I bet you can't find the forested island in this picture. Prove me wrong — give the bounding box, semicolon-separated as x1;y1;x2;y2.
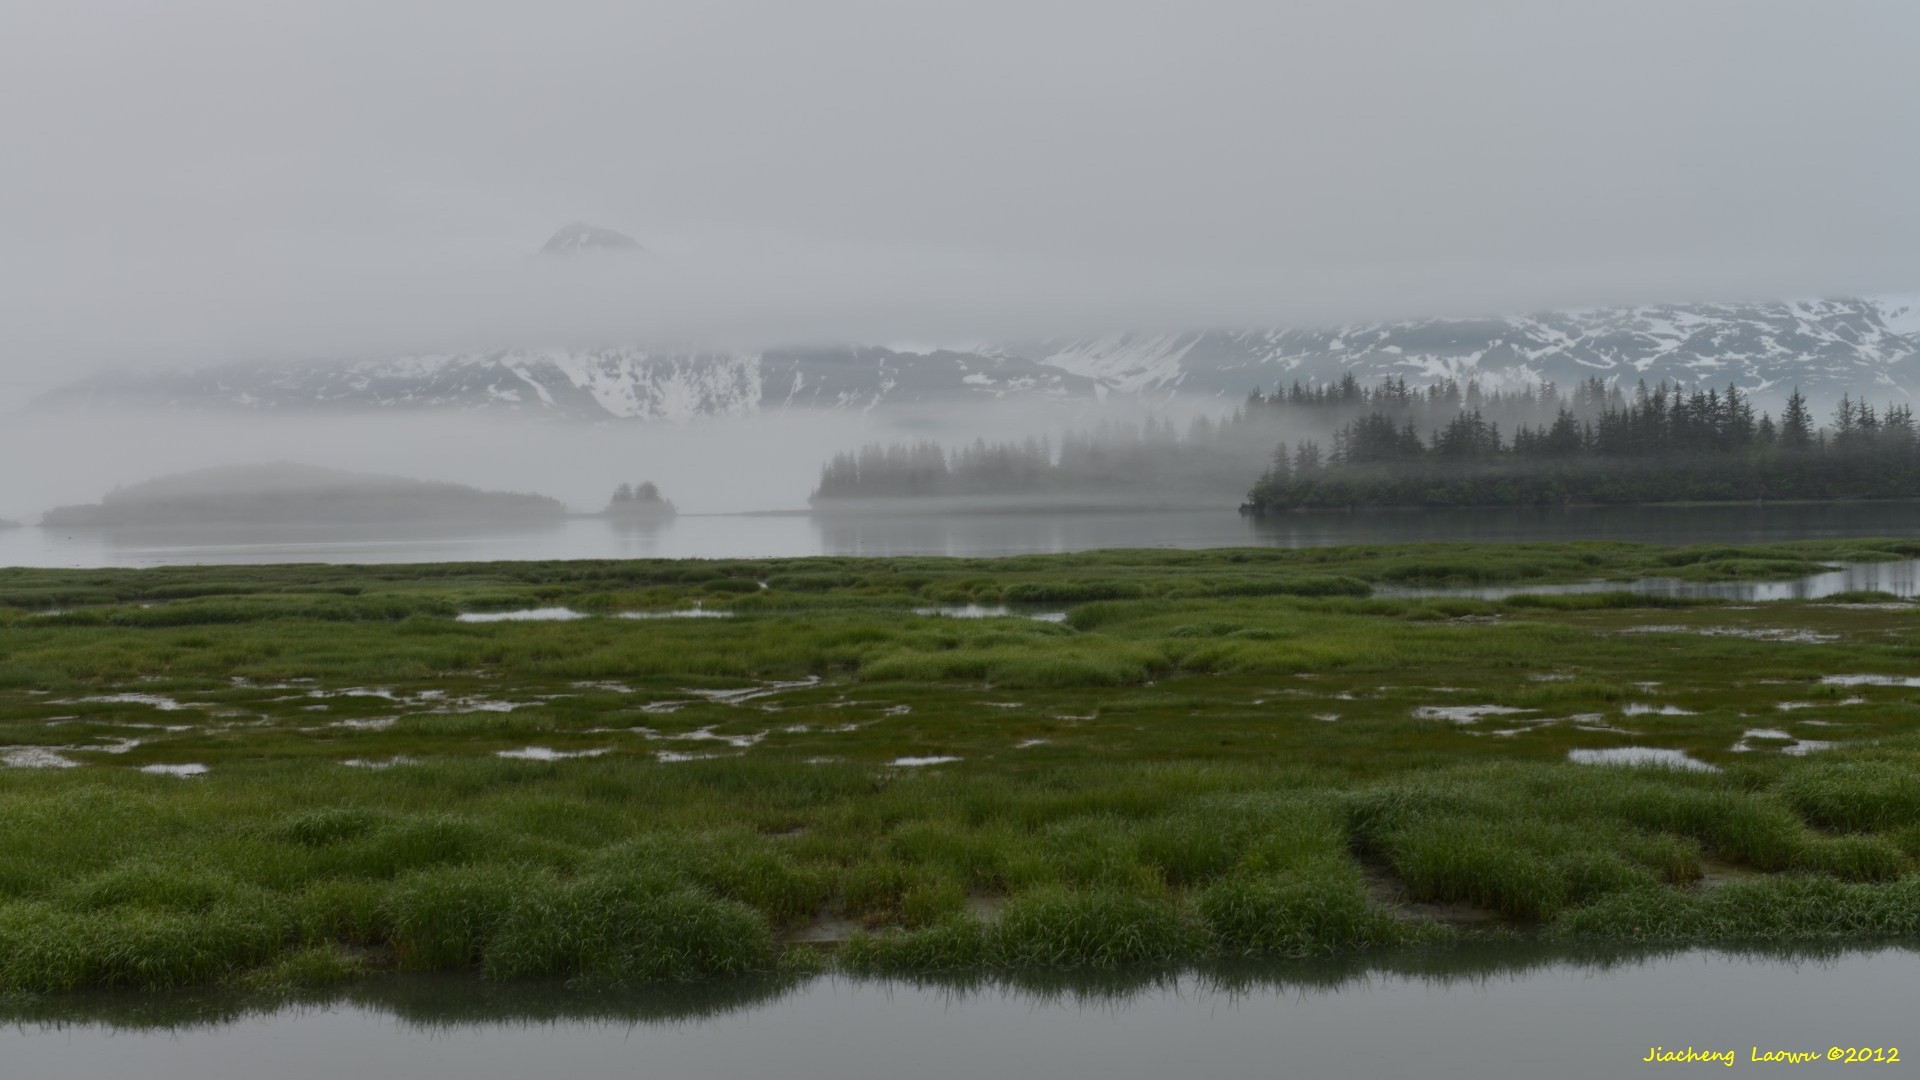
1244;378;1920;511
809;376;1920;514
810;416;1275;508
600;481;676;519
41;463;566;528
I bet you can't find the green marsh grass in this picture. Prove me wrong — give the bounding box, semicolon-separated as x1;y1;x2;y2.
1;542;1919;995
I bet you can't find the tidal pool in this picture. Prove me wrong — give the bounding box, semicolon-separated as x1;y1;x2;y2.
7;946;1916;1080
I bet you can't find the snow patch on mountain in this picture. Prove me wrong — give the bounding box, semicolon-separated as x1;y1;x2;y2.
1026;297;1920;404
1871;294;1920;338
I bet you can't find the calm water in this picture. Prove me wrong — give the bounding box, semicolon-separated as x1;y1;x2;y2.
4;501;1919;567
1387;556;1920;602
7;946;1915;1079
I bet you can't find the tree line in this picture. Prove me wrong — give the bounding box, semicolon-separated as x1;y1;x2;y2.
1246;378;1920;510
811;417;1266;500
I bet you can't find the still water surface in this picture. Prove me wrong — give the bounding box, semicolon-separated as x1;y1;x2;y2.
4;502;1918;567
7;947;1914;1079
1387;557;1920;602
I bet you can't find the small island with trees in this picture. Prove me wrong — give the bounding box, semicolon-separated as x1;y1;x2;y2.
600;481;676;520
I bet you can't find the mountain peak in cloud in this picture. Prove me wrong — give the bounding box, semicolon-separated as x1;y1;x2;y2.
537;222;643;257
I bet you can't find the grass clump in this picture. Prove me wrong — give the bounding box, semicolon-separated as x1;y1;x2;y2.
1200;872;1423;957
986;887;1198;969
840;917;989;974
385;864;531;971
1556;876;1920;943
485;872;775;984
1775;762;1920;833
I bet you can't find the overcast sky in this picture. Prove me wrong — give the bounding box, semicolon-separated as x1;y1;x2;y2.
3;0;1917;394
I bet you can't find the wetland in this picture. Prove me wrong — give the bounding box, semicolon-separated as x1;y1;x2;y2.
2;540;1920;1005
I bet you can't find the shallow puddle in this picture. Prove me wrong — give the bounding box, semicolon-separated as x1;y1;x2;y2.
912;605;1069;622
69;693;193;711
495;747;611;761
139;763;209;778
681;677;822;706
1567;747;1717;772
1623;625;1838;644
1;747;81;768
889;755;962;767
1731;729;1836;756
1822;675;1920;687
455;608;589;623
1776;698;1865;711
1621;703;1698;716
626;725;764;749
1414;705;1530;724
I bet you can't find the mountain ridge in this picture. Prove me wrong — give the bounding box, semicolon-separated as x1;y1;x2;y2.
35;296;1919;420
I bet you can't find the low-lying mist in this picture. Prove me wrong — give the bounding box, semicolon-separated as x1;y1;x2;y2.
0;397;1240;524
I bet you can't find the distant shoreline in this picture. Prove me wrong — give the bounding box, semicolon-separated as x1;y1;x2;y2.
1242;495;1920;515
804;494;1245;517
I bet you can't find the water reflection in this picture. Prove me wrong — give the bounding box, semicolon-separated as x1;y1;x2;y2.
1384;558;1920;602
2;941;1903;1033
8;944;1918;1080
4;500;1918;568
1248;501;1920;546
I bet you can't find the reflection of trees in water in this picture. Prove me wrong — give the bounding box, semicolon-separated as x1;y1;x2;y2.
1244;501;1920;548
809;504;1267;559
10;942;1900;1033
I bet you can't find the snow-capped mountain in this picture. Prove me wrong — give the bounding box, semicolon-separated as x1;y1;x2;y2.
33;297;1920;419
1026;298;1920;402
37;347;1101;421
